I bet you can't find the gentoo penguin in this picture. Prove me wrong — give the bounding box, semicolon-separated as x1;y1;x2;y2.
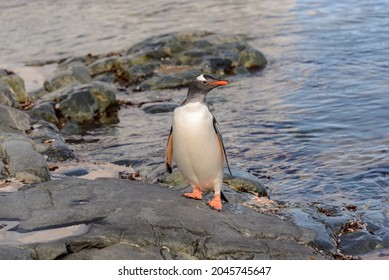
165;73;232;211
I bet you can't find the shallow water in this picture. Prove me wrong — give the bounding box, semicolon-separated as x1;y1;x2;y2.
1;0;389;254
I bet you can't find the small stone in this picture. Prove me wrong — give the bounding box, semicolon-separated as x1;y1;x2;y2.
62;168;89;177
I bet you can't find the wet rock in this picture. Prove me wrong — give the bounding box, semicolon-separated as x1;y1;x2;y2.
57;81;119;126
29;121;75;162
161;168;267;197
0;105;50;182
28;87;50;99
127;31;266;70
28;102;59;125
1;137;50;182
224;168;268;197
0;178;328;260
280;206;338;254
62;168;89;177
0;69;29;103
337;210;389;256
142;101;179;114
0;161;5;179
112;159;143;168
85;31;267;90
160;170;191;188
87;56;122;77
92;72;117;84
43;62;92;92
0;82;17;107
339;231;385;256
138;68;200;90
0;104;31;134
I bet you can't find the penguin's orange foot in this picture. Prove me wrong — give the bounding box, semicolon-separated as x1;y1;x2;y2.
207;194;222;211
183;187;203;200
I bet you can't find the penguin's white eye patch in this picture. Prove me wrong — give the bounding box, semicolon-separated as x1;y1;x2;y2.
196;74;207;82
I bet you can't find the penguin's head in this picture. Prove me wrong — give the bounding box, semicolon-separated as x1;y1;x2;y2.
184;74;229;104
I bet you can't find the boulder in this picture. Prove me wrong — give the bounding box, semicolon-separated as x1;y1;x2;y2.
1;137;50;182
0;104;31;134
29;121;75;162
43;62;92;92
28;102;59;125
57;82;119;125
0;161;5;179
0;69;29;104
85;31;267;90
0;105;50;182
0;83;17;107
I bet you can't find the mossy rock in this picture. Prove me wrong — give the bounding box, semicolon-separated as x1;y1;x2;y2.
0;69;29;103
161;167;267;197
58;81;119;125
44;62;92;92
83;31;267;91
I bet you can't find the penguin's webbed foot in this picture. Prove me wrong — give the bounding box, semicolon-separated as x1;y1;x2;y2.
183;187;203;200
207;194;222;211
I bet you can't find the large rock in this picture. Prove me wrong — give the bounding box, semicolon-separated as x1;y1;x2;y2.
0;83;17;107
0;105;50;182
36;81;119;129
85;31;267;90
43;62;92;92
29;121;75;162
0;178;328;260
0;161;5;179
1;137;50;182
58;82;119;125
0;69;29;104
28;102;59;125
0;104;31;134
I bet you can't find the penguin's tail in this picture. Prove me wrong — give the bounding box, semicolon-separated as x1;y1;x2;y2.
221;191;229;203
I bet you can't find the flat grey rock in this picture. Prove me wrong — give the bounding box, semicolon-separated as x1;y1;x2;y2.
0;178;329;260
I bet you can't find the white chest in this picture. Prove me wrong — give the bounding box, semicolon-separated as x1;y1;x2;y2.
172;102;224;187
173;102;213;133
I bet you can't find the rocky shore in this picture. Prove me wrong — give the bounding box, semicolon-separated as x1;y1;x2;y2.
0;178;326;260
0;31;383;259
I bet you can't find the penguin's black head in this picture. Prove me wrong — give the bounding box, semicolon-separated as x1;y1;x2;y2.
184;74;229;104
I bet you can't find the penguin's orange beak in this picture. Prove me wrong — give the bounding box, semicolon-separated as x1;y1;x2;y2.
210;80;229;86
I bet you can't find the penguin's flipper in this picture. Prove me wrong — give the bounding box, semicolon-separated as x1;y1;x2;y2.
165;126;173;173
212;117;232;176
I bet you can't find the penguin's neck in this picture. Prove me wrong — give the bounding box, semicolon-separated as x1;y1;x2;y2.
182;95;206;105
182;84;208;105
